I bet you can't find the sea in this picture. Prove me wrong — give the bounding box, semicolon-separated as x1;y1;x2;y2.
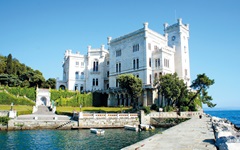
1;110;239;150
0;128;165;150
204;110;240;128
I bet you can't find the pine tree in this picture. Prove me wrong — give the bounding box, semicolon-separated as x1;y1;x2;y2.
6;54;13;74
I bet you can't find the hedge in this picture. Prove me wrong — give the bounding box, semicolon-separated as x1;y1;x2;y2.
0;91;35;106
51;90;93;107
4;86;36;100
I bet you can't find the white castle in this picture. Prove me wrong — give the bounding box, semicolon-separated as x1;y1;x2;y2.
56;18;190;107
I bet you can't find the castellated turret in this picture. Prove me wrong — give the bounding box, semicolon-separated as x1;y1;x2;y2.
164;18;191;87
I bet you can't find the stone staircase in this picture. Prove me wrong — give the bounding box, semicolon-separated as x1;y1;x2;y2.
33;105;55;115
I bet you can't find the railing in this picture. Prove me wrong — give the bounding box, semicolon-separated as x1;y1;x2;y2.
74;112;138;119
149;111;203;118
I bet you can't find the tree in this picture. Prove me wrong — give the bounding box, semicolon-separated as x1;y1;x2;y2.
0;55;6;74
188;73;216;108
43;78;56;89
6;54;13;74
117;74;142;109
155;73;188;108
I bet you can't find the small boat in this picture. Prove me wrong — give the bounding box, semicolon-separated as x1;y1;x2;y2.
140;124;155;131
124;125;139;132
90;128;105;135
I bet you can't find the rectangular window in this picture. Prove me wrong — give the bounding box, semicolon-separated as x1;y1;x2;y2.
116;50;121;57
107;71;109;77
76;61;79;66
116;63;118;72
107;61;109;65
158;58;160;67
96;78;98;86
154;45;158;50
185;69;187;76
136;59;139;69
148;43;151;50
133;59;135;70
164;58;169;68
116;79;119;87
155;59;157;68
81;62;84;67
133;44;139;52
119;63;121;73
149;58;151;67
150;74;152;84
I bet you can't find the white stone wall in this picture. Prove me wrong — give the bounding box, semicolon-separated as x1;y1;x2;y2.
56;18;191;107
57;46;109;92
164;18;191;86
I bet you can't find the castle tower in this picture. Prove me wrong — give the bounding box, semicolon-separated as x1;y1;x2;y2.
164;18;191;86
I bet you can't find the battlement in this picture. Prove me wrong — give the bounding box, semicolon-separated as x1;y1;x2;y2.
164;18;189;32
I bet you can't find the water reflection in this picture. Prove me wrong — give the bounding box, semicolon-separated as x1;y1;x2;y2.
0;128;166;150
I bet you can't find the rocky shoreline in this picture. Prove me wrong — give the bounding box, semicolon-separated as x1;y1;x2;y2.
210;115;240;150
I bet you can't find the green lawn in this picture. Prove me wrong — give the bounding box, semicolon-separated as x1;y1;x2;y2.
0;105;33;112
57;106;133;113
0;105;133;113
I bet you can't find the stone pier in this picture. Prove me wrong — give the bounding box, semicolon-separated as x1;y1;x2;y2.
122;115;216;150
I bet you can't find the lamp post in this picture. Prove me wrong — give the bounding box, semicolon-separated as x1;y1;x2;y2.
11;102;13;111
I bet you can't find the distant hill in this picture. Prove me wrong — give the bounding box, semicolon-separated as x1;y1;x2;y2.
0;54;56;88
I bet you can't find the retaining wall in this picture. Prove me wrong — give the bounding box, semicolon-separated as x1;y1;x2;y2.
77;112;139;128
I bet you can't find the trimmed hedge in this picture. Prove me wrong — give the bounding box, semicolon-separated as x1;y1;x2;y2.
51;90;93;107
4;86;36;100
0;91;35;106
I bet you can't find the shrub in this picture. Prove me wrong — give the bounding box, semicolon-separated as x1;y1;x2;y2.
0;116;10;125
180;106;189;111
150;104;158;111
163;106;174;112
0;91;35;106
142;106;151;114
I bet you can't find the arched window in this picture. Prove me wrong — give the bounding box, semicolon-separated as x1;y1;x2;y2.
92;78;95;86
93;60;99;72
75;72;79;79
81;72;84;79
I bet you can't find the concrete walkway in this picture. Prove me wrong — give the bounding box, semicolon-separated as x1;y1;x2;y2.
122;115;216;150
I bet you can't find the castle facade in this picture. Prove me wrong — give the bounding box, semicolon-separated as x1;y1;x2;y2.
56;18;190;107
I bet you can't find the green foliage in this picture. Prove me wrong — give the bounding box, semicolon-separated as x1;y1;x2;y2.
0;116;10;125
4;86;36;100
117;74;142;108
155;73;188;108
0;54;55;89
163;106;174;112
51;89;76;100
0;91;35;106
150;104;158;111
6;54;13;74
17;110;32;115
180;106;189;111
43;78;56;89
51;89;93;107
142;106;151;114
189;73;216;108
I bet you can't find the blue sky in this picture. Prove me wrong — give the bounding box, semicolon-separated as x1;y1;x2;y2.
0;0;239;109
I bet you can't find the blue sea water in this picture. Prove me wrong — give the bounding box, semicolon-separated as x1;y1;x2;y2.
0;128;165;150
204;110;240;128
